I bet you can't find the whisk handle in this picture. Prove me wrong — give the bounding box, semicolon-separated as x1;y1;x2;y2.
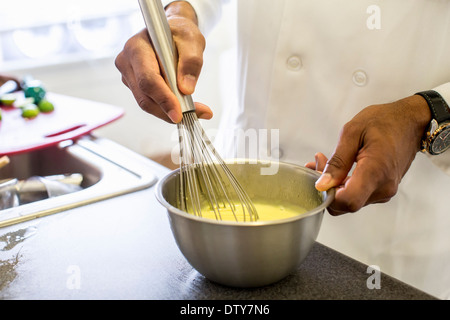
138;0;195;113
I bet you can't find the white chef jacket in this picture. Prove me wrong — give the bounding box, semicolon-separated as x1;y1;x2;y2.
163;0;450;299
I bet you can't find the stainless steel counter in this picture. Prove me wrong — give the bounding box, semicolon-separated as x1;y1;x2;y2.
0;139;437;300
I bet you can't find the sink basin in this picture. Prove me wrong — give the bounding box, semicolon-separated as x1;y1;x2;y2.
0;135;157;227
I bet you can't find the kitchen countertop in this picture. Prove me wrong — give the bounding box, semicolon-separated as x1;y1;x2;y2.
0;151;437;300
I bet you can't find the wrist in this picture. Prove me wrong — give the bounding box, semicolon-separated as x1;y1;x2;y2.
166;1;198;26
408;94;432;130
396;95;432;151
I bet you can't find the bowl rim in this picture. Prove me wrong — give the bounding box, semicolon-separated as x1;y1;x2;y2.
154;159;335;227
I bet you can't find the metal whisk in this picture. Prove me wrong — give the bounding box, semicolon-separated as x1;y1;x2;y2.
138;0;258;222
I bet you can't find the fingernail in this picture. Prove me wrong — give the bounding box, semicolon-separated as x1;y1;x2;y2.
198;113;210;120
198;111;213;120
168;110;181;123
315;173;332;191
183;74;197;93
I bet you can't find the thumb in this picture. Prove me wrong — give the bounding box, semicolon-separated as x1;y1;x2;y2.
315;128;361;191
179;74;198;95
176;38;204;95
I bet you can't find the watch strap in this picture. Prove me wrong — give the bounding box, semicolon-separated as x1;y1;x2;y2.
415;90;450;123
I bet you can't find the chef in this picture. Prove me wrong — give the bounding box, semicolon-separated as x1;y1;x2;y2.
115;0;450;299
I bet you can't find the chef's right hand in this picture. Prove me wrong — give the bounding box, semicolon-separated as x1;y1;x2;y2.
115;1;213;123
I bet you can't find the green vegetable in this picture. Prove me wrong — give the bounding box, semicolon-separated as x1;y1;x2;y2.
21;103;40;119
38;99;54;113
0;94;16;106
24;84;46;103
0;109;2;121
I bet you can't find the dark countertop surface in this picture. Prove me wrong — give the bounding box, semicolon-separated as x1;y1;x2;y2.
0;149;437;300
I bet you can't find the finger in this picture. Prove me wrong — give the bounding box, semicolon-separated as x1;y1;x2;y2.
315;124;361;191
194;102;213;120
135;70;182;123
116;31;182;123
176;43;204;95
314;152;328;172
327;156;395;214
122;74;174;123
305;152;327;171
124;30;183;123
305;161;316;170
171;21;206;95
120;54;211;123
117;56;174;123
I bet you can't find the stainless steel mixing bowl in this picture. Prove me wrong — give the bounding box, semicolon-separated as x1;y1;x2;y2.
155;159;335;288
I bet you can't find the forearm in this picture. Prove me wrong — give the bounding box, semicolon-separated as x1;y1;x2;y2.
405;94;432;149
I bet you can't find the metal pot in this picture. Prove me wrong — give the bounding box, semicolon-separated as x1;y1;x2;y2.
155;159;335;287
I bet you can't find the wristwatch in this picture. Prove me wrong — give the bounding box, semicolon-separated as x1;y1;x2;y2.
416;90;450;155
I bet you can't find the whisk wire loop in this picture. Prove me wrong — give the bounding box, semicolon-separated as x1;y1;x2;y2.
178;112;258;222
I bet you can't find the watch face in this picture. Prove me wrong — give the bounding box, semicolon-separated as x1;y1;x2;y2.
430;125;450;155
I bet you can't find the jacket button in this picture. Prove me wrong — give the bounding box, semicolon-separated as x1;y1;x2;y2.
352;70;368;86
286;56;302;71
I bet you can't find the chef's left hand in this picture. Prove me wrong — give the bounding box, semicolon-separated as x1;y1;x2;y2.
305;95;431;215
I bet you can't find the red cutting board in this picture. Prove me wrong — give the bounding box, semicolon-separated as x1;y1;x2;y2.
0;92;124;156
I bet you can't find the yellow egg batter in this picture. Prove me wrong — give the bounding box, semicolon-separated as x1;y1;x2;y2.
192;198;308;222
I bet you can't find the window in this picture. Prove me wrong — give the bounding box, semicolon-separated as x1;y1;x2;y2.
0;0;143;70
